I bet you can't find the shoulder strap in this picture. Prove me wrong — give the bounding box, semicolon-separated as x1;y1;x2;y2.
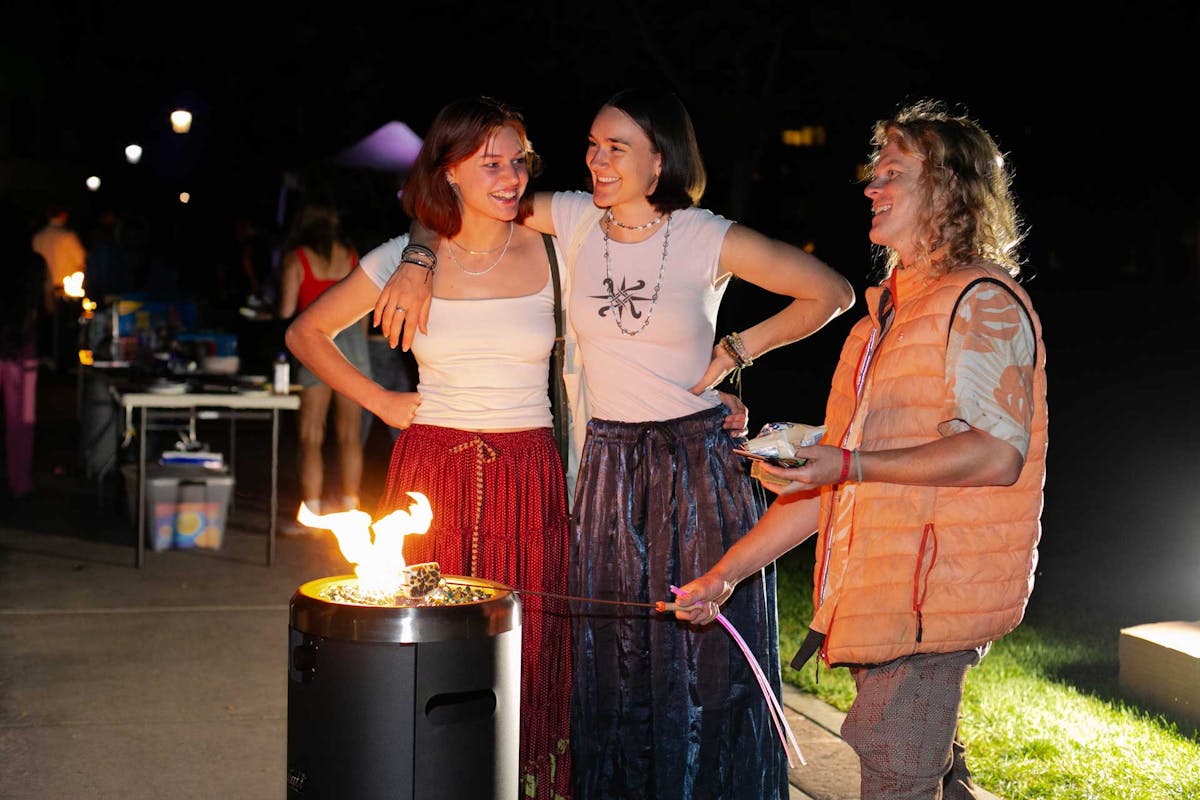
542;233;570;472
566;204;606;277
542;234;563;337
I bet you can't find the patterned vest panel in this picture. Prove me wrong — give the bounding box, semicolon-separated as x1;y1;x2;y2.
811;264;1048;666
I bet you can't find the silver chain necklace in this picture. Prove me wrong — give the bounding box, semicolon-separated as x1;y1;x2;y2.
606;208;663;231
603;212;671;336
446;222;513;276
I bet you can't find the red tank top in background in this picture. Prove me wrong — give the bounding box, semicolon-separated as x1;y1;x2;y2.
295;247;356;312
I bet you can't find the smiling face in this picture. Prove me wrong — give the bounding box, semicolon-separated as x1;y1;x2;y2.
864;138;928;268
586;105;663;214
445;125;529;222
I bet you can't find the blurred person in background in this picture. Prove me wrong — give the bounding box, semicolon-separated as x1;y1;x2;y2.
31;203;86;305
1;208;51;504
278;204;371;519
31;203;87;371
85;209;134;302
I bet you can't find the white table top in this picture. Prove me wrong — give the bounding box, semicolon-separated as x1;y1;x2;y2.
115;389;301;411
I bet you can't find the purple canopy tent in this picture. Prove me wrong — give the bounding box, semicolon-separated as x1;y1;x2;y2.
276;120;423;230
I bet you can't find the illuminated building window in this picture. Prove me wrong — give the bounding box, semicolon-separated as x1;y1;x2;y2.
780;126;827;147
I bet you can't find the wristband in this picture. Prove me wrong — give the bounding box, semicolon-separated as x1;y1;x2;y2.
853;449;863;482
402;242;437;261
838;448;851;483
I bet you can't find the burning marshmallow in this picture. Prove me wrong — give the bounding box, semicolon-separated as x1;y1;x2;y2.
401;562;442;598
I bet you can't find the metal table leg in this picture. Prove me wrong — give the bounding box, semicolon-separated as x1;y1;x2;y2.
136;408;146;569
269;407;279;566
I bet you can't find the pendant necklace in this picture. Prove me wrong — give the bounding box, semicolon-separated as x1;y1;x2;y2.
606;208;663;231
446;221;513;277
603;211;671;336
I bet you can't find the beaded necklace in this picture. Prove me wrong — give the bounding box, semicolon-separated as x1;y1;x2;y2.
606;208;663;231
603;212;671;337
446;222;513;277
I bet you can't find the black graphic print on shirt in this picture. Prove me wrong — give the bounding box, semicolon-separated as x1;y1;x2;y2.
591;276;649;321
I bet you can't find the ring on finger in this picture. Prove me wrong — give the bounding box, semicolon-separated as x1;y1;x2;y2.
394;305;405;314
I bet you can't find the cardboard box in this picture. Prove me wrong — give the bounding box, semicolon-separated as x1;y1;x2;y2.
1118;620;1200;724
122;464;234;551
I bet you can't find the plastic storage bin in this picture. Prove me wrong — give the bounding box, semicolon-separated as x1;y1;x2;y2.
122;464;235;551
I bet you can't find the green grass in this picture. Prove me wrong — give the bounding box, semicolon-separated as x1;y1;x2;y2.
774;545;1200;800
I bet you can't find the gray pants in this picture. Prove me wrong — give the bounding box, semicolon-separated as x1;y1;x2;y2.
842;649;984;800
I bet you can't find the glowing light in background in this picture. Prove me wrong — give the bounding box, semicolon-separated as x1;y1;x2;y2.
62;272;85;298
178;192;191;204
170;109;192;134
124;144;143;164
85;176;101;191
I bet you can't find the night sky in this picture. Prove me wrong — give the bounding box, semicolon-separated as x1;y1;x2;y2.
3;2;1199;618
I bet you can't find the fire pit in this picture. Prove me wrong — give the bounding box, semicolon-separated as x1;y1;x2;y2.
287;574;520;799
284;494;521;800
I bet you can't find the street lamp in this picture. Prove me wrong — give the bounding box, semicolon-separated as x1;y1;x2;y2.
170;109;192;134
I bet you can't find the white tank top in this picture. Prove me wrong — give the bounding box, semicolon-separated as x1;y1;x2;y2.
358;234;556;430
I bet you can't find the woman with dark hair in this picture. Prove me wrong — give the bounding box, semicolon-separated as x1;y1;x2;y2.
375;87;855;800
278;204;371;518
286;96;572;799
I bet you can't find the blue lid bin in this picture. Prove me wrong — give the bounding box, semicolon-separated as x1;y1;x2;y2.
122;464;235;551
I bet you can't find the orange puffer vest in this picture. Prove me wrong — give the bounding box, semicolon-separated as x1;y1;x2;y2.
810;263;1048;667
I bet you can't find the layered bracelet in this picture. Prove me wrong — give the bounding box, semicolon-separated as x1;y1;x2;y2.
838;449;864;483
720;331;753;369
400;243;438;282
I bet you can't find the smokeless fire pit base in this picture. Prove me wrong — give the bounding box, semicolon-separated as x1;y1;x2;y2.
287;575;520;800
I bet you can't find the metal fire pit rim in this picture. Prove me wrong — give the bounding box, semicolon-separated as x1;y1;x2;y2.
289;574;520;643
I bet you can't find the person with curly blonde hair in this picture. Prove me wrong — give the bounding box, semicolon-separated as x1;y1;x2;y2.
677;100;1048;800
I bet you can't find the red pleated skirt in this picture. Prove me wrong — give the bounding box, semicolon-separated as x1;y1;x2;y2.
377;423;573;799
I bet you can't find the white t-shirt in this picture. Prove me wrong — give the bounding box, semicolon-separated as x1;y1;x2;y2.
358;235;558;430
552;190;733;423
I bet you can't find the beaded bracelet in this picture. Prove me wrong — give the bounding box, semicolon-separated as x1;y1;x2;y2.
838;448;851;483
720;331;753;368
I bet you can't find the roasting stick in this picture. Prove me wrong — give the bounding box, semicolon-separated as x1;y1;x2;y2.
441;578;802;766
442;580;682;612
669;584;806;768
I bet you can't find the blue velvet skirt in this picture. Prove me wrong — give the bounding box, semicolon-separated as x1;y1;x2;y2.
569;406;787;800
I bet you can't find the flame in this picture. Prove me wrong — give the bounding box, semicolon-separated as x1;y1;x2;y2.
296;492;432;594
